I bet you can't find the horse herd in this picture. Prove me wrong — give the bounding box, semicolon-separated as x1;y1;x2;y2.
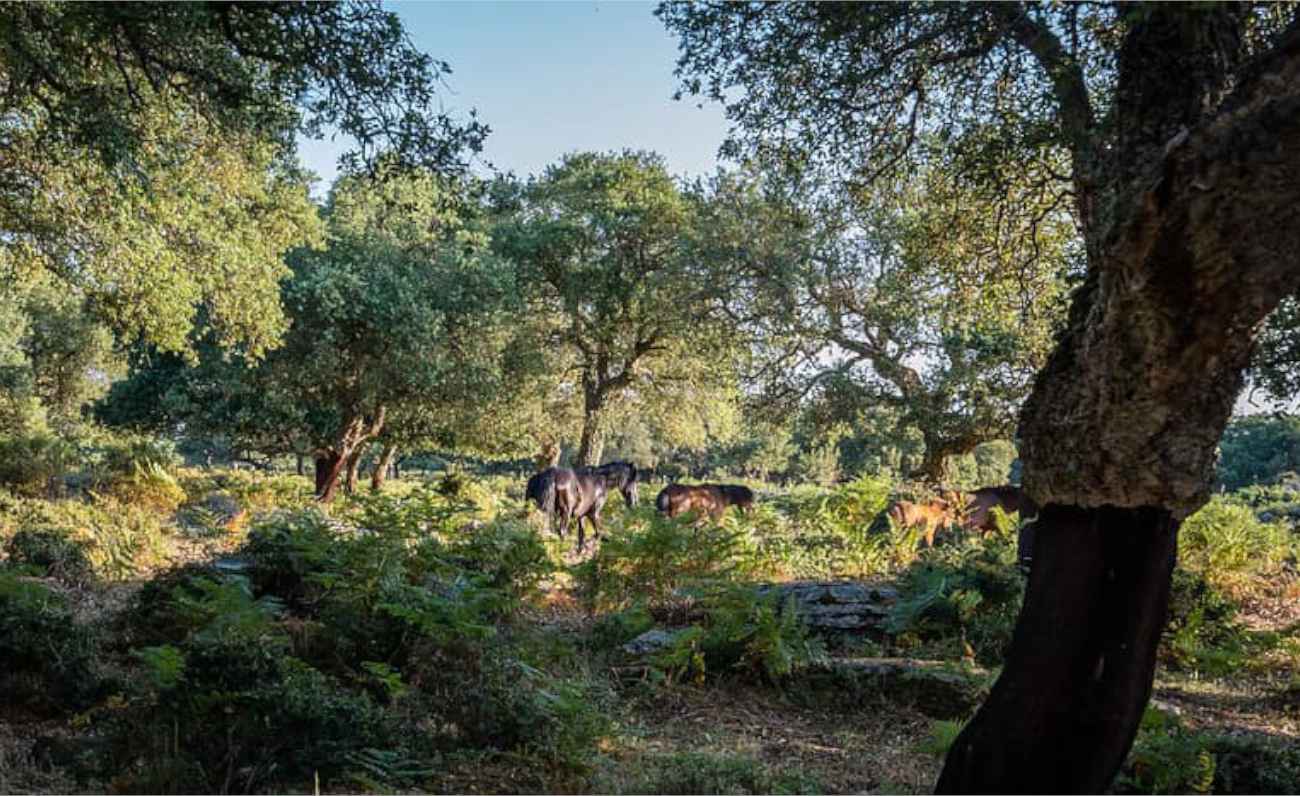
525;461;755;552
525;461;1036;564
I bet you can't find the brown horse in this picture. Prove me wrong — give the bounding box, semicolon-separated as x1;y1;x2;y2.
887;495;959;547
655;483;755;521
962;485;1038;534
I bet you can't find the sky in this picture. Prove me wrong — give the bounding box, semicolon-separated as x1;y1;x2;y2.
295;1;730;192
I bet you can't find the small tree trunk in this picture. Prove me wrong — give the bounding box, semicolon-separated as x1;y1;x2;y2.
936;504;1178;792
296;453;305;477
345;450;363;494
371;443;398;492
393;458;401;480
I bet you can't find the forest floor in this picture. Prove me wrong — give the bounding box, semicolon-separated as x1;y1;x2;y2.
2;482;1299;794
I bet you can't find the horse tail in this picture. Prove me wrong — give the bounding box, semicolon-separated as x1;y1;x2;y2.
540;470;556;517
655;487;670;514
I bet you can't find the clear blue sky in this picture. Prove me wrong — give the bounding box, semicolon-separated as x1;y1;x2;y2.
296;1;729;192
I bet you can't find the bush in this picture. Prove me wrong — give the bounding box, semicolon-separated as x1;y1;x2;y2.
104;461;187;514
646;586;825;685
885;534;1025;664
5;527;94;584
0;432;78;495
0;573;102;712
1180;497;1295;598
1116;707;1215;794
573;508;760;612
1161;569;1254;676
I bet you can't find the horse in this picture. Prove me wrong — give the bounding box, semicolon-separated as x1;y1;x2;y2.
525;466;609;552
961;484;1040;571
887;496;958;547
654;483;755;521
588;460;639;507
962;485;1038;534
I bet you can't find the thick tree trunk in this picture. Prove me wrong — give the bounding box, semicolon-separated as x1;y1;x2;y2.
939;19;1300;792
936;505;1178;793
575;414;604;467
371;443;398;492
315;452;345;502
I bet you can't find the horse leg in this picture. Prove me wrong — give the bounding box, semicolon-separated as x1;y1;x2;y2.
576;514;587;553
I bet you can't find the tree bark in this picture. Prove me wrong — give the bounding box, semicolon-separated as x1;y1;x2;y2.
575;412;604;467
295;453;305;477
344;450;362;494
313;407;387;502
940;15;1300;793
371;442;398;492
315;452;344;502
937;505;1178;793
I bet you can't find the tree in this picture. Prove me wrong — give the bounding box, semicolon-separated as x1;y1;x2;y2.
494;151;741;466
101;169;520;500
0;1;486;358
662;2;1300;790
714;155;1073;482
1216;414;1300;491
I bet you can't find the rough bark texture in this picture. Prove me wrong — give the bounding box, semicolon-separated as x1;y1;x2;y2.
942;11;1300;793
575;412;605;467
1019;15;1300;518
937;505;1178;793
313;407;386;502
371;442;398;492
344;451;362;494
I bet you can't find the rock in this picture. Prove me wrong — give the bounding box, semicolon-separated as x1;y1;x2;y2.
622;628;684;656
754;580;899;633
788;657;988;719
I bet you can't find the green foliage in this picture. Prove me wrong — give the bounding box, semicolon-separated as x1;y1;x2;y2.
1179;497;1295;597
604;751;825;795
1117;707;1216;795
1161;569;1254;676
1204;732;1300;794
917;719;969;759
573;507;760;611
0;573;102;712
1217;415;1300;491
652;585;825;684
590;604;656;650
885;535;1025;664
4;527;94;585
0;432;78;495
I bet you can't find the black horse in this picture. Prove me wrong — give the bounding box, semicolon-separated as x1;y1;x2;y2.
525;466;609;552
589;460;639;507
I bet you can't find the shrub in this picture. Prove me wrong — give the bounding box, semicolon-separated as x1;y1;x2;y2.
1160;569;1253;676
1179;497;1295;597
0;432;77;495
105;461;187;514
573;508;759;612
4;527;94;585
1205;732;1300;794
649;585;824;684
885;534;1025;664
0;573;101;712
1116;707;1215;795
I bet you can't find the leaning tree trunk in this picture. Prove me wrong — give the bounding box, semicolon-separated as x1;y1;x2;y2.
371;442;398;492
938;16;1300;790
344;451;363;494
314;407;387;503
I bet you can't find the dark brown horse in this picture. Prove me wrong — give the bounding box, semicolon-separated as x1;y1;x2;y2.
654;483;755;521
589;460;639;507
526;466;610;552
962;484;1039;570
